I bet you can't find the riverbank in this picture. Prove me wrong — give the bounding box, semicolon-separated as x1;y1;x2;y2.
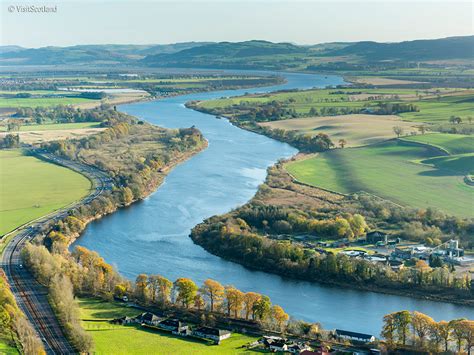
190;161;473;307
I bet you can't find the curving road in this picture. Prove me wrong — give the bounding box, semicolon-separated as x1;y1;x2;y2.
1;150;112;354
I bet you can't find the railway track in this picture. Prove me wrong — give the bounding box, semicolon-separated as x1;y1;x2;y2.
1;150;112;354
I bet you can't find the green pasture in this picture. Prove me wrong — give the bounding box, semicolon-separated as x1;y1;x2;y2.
78;298;260;355
0;96;94;108
285;141;474;218
401;133;474;155
0;150;91;235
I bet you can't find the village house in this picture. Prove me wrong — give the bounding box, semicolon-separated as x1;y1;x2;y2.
287;342;313;354
334;329;376;343
137;312;161;326
269;338;289;352
157;318;189;334
192;326;231;343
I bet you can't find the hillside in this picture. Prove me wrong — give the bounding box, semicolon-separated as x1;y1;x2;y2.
0;42;209;65
327;36;474;61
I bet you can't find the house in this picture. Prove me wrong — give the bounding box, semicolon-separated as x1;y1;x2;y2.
192;326;231;343
139;312;161;326
288;342;312;354
366;231;388;245
334;329;375;343
157;318;188;333
261;336;286;347
269;339;288;352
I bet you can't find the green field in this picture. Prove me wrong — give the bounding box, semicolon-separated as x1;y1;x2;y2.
401;133;474;155
0;122;101;132
286;141;474;217
0;97;95;108
0;150;91;235
79;298;260;355
200;88;473;124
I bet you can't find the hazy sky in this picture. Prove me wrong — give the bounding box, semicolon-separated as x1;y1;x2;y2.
1;0;473;48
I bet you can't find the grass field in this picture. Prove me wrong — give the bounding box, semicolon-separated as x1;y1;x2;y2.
401;133;474;155
200;88;473;124
285;140;474;217
0;122;101;132
0;97;95;108
259;114;417;147
78;298;260;355
0;150;91;235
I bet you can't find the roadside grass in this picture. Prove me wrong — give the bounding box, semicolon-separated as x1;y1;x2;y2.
259;114;416;147
285;140;474;218
0;149;91;236
78;298;261;355
401;133;474;155
0;122;101;132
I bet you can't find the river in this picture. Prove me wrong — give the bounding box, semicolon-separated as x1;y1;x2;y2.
73;71;473;334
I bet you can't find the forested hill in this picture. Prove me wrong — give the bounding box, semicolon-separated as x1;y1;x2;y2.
327;35;474;61
0;42;209;65
1;36;473;67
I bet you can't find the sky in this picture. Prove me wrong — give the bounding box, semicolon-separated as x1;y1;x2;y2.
1;0;473;48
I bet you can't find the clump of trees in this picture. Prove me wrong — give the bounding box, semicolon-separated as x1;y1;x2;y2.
382;310;473;353
0;134;20;148
0;271;45;354
258;127;334;152
14;104;133;125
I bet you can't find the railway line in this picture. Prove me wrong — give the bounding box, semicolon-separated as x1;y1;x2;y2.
1;149;113;354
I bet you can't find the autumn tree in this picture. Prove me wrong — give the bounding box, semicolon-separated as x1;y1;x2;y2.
200;279;224;312
382;313;396;346
338;139;347;148
437;320;452;352
224;286;244;318
253;295;271;321
271;305;289;331
243;292;261;320
394;311;412;345
156;275;173;305
411;311;435;348
135;274;148;302
173;278;198;308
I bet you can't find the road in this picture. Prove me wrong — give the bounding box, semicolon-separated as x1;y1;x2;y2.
1;149;113;354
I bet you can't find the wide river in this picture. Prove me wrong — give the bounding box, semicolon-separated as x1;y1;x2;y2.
74;71;473;334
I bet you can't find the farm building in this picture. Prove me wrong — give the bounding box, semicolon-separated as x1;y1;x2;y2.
192;326;231;343
366;231;388;244
334;329;375;343
138;312;161;326
157;318;189;334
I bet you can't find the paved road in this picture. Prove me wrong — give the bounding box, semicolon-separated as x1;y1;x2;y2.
1;150;113;354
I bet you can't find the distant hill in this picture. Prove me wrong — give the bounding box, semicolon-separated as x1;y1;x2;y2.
326;36;474;61
1;36;472;67
0;42;210;65
142;40;309;69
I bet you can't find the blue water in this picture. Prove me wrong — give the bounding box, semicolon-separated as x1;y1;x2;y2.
73;71;473;334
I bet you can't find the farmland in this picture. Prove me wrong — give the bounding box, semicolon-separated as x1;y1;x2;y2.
0;149;90;235
198;87;474;125
401;133;474;155
285;140;474;217
260;114;417;147
78;298;260;355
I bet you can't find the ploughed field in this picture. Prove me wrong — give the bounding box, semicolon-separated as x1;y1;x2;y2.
0;149;91;235
78;298;259;355
286;137;474;218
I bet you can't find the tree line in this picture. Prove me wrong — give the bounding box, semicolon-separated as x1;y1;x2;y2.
382;310;473;353
0;271;45;354
191;211;472;298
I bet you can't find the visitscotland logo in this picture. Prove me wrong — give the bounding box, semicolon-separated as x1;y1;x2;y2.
8;4;58;13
